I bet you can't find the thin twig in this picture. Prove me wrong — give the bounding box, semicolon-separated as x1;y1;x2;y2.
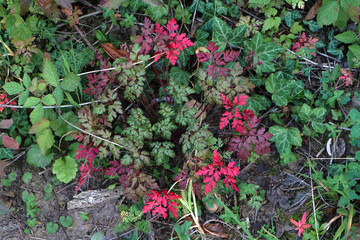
308;159;320;240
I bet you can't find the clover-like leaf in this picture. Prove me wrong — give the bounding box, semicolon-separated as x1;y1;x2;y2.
59;216;72;228
46;222;58;234
52;156;78;184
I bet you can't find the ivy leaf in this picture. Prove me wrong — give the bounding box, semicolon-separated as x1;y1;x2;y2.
303;20;321;32
26;144;54;168
169;67;190;85
36;129;55;155
3;82;24;95
52;156;78;184
43;58;59;87
61;72;81;92
334;30;358;44
30;104;44;125
147;5;167;24
268;126;302;153
265;74;295;106
317;1;339;26
213;17;246;51
285;10;302;27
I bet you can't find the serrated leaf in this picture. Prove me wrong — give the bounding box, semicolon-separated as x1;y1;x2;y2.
61;72;81;92
18;90;29;106
23;73;31;89
23;97;41;108
29;118;50;134
290;22;304;34
52;156;78;184
2;135;19;149
3;82;24;95
334;30;358;44
53;87;64;106
350;109;360;122
317;1;339;26
30;104;44;124
265;75;295;106
26;144;54;168
36;129;54;155
269;126;302;153
43;58;59;87
285;10;302;27
349;44;360;56
41;94;56;106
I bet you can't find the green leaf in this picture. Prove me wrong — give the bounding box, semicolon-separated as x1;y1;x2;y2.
285;10;302;27
3;82;24;95
350;109;360;122
334;30;358;44
91;231;105;240
169;67;190;85
52;156;78;184
59;216;72;228
29;118;50;134
241;94;271;115
349;44;360;56
53;87;64;106
290;22;304;34
317;1;339;26
269;126;302;153
213;17;231;51
228;25;247;47
303;20;321;32
43;58;59;87
41;94;56;106
30;104;44;125
61;72;81;92
64;92;80;108
265;75;295;106
46;222;58;234
23;97;41;108
18;90;29;106
22;172;33;183
0;148;13;160
26;144;54;168
147;5;167;24
299;103;312;122
262;17;281;31
36;128;54;155
23;73;31;89
352;123;360;138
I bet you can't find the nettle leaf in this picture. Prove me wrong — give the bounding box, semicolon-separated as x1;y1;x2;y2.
61;72;81;92
26;144;54;168
36;128;55;155
317;0;339;26
334;30;358;44
244;33;283;74
268;126;302;153
43;58;59;87
3;82;24;95
265;74;295;106
52;156;78;184
30;104;44;124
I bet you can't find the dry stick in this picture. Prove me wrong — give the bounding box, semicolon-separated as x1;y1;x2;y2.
74;24;96;52
5;147;30;166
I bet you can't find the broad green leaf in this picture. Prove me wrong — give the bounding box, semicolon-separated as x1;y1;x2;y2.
23;97;41;108
41;94;56;106
262;17;281;31
29;118;50;134
352;123;360;138
349;44;360;56
30;104;44;125
61;72;81;92
291;80;304;98
299;103;312;122
46;222;58;234
26;144;54;168
334;8;349;30
91;232;105;240
36;129;54;155
213;17;231;51
239;94;271;115
228;25;246;47
0;148;13;160
53;87;64;106
3;82;24;95
265;75;295;106
148;5;167;24
303;20;321;32
23;73;31;89
285;10;302;27
290;22;304;34
249;0;270;4
43;58;59;87
334;30;358;44
169;67;190;85
52;156;78;184
269;126;302;153
350;109;360;122
317;1;339;26
18;90;29;105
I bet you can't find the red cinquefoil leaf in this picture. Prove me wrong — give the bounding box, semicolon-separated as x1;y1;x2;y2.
2;135;19;149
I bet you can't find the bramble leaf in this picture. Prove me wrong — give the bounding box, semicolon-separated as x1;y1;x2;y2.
3;82;24;95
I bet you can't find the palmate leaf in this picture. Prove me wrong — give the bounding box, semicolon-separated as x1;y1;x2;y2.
213;17;246;51
244;33;283;74
268;126;302;153
265;74;295;106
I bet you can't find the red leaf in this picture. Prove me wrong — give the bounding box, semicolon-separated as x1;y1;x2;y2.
234;95;248;106
0;119;13;129
2;135;19;149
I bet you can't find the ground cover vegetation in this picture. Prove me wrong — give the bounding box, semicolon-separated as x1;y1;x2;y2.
0;0;359;239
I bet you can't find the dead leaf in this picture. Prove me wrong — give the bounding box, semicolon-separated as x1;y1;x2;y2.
305;0;322;20
2;135;19;149
101;43;128;60
0;119;13;129
0;160;7;176
203;222;229;238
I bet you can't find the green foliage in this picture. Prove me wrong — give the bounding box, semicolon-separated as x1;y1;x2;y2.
59;216;72;228
46;222;58;234
43;183;53;201
80;212;89;221
174;221;192;240
114;204;150;234
268;126;302;154
238;182;265;210
2;171;17;187
22;172;33;183
22;191;40;228
52;156;78;184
